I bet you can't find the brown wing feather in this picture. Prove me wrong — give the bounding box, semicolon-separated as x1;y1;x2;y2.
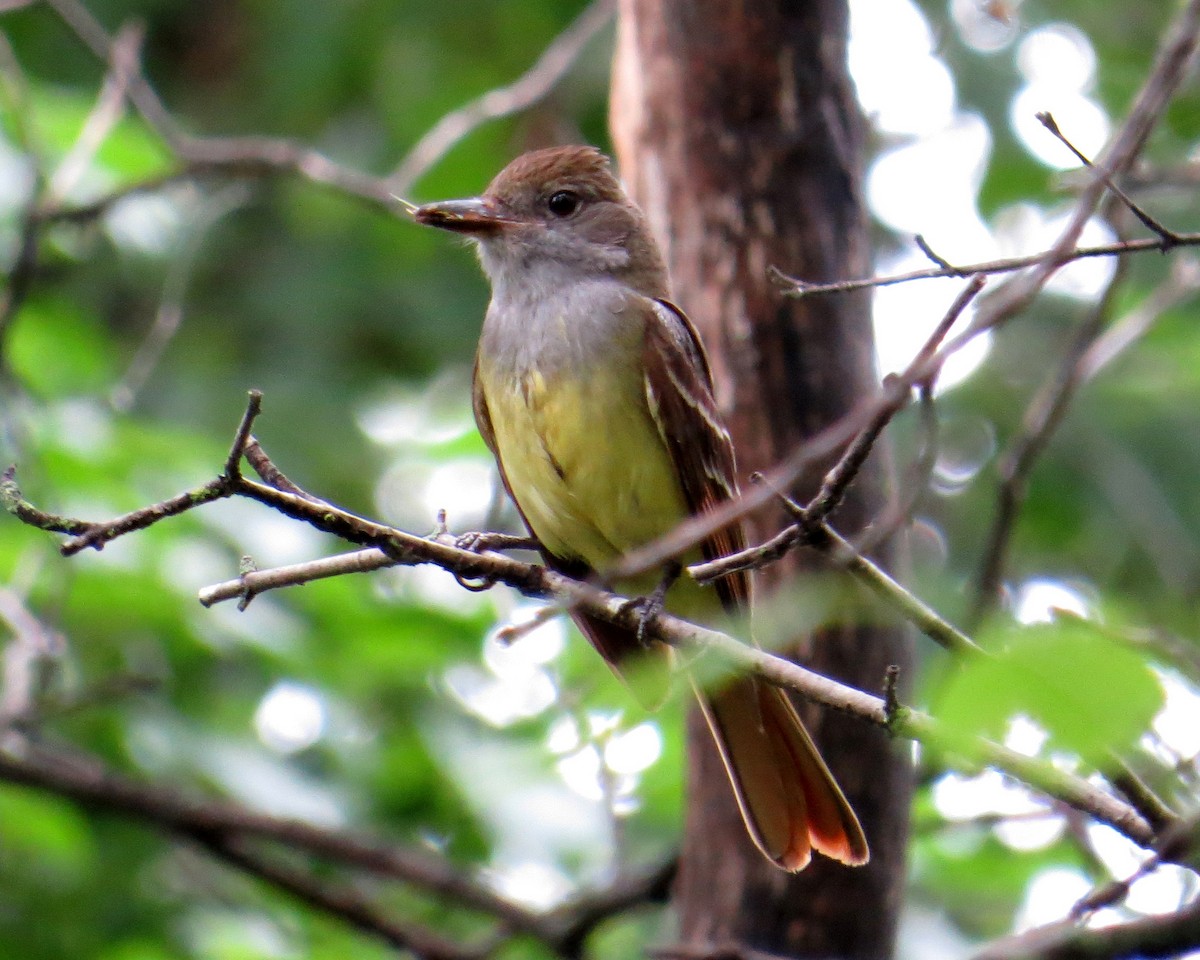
641;300;869;869
642;298;749;612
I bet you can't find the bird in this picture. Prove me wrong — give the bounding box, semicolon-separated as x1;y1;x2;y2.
414;145;867;871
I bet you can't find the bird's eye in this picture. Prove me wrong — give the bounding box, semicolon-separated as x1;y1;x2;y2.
547;191;580;217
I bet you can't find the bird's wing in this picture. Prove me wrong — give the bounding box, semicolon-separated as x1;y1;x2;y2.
642;301;869;868
642;297;749;613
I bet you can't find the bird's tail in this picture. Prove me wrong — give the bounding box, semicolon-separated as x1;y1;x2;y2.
696;674;869;871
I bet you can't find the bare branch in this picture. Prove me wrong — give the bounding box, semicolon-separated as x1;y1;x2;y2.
109;184;251;411
388;0;616;197
808;275;983;526
913;233;961;272
31;0;614;225
970;262;1130;625
6;409;1158;851
0;745;539;933
614;0;1200;603
45;21;143;206
974;893;1200;960
2;466;94;536
1079;256;1200;380
971;250;1200;624
0;742;678;956
195;834;488;960
1071;815;1198;921
1036;111;1179;246
42;0;182;144
770;234;1200;298
853;381;938;554
35;0;395;207
540;858;676;955
786;0;1200;306
963;0;1200;335
243;436;316;498
613;276;985;591
198;548;394;607
59;477;233;554
1107;757;1180;835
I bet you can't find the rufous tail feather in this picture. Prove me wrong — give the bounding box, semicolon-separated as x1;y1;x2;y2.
696;675;869;871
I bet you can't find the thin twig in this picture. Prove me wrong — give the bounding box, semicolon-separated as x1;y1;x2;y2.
807;275;983;526
854;380;938;553
1036;111;1179;246
970;261;1130;626
223;390;263;479
7;432;1156;850
0;745;540;933
198;548;395;607
34;0;613;223
45;21;143;206
387;0;615;196
243;436;316;498
619;0;1200;589
971;248;1200;625
770;233;1200;298
1079;255;1200;380
2;391;263;553
973;888;1200;960
2;466;93;536
1107;757;1179;835
613;276;985;590
195;834;488;960
109;184;251;412
955;0;1200;344
1073;815;1199;921
913;233;960;272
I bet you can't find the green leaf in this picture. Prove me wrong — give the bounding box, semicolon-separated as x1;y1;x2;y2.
7;296;117;396
0;786;97;883
935;618;1164;762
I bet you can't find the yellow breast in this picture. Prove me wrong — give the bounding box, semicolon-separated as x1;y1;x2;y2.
478;359;689;576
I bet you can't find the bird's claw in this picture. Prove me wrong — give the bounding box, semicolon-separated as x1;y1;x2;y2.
619;562;681;648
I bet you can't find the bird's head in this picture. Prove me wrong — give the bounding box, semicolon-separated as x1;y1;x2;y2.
414;145;668;298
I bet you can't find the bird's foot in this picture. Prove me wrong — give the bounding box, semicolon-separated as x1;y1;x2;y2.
619;562;682;648
454;531;538;554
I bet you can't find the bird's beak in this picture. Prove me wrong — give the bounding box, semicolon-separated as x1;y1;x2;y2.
413;197;516;235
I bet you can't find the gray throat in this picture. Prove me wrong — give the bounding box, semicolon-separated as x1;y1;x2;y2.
477;260;642;380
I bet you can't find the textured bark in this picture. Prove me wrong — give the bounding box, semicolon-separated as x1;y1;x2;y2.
610;2;913;957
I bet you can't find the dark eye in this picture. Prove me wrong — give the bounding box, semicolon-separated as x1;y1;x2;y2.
547;191;580;217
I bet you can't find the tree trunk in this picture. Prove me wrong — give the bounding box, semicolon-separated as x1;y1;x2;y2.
610;2;913;957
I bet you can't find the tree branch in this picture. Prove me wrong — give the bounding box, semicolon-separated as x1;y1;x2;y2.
769;232;1200;298
31;0;613;223
974;895;1200;960
193;833;489;960
4;390;1155;846
387;0;615;196
0;741;679;956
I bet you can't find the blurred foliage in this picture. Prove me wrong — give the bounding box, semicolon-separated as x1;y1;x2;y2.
1;1;1199;959
936;618;1163;761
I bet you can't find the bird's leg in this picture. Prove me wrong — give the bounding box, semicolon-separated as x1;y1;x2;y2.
619;561;682;647
447;526;538;592
453;531;539;553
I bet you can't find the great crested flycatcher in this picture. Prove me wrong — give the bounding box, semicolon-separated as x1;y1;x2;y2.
415;145;867;871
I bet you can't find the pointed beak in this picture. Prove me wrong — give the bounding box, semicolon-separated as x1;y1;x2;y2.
413;197;516;235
